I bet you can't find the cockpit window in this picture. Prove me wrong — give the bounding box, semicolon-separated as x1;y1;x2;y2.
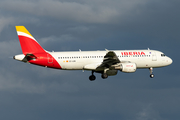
161;54;166;57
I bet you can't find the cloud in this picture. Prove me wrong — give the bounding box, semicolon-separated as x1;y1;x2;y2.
0;40;21;56
136;104;163;120
0;17;14;34
0;0;153;24
1;0;118;23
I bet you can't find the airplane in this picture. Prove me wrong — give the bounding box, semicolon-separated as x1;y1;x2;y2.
13;26;173;81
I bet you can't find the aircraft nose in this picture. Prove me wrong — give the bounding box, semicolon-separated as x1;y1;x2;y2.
168;57;173;65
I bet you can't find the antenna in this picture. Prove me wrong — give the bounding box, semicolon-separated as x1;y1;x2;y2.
105;49;109;52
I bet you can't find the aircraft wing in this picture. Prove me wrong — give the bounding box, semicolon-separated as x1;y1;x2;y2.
96;50;120;71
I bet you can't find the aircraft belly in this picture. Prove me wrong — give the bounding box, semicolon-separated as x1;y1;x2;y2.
59;62;83;70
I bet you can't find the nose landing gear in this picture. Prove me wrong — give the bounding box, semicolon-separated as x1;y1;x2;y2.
149;67;154;78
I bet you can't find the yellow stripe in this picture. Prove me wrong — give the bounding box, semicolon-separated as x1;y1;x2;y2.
15;26;33;37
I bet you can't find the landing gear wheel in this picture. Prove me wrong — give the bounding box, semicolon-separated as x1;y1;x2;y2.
89;71;96;81
150;74;154;78
101;73;108;79
89;75;96;81
149;67;154;78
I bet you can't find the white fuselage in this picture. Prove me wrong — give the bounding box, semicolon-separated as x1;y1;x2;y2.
49;50;172;70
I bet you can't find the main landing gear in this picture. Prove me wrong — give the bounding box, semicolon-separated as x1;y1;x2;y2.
101;73;108;79
149;67;154;78
101;68;108;79
89;71;96;81
89;70;109;81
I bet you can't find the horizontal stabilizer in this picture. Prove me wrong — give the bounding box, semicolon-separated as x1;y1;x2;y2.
14;53;36;62
22;54;37;62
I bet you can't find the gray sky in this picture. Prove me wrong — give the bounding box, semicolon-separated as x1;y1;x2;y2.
0;0;179;120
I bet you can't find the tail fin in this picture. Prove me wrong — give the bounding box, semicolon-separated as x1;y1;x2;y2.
15;26;46;55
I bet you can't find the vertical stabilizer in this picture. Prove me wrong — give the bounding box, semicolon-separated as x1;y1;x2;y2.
15;26;46;54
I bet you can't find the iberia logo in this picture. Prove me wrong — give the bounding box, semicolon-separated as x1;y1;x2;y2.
121;52;145;55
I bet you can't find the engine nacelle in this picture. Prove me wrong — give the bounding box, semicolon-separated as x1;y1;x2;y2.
115;63;137;73
106;70;118;76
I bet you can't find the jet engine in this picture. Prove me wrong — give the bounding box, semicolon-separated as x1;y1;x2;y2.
114;63;137;73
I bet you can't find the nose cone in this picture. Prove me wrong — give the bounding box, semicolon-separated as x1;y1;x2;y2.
167;57;173;65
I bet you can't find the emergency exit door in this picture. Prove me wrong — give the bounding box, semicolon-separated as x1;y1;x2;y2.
152;52;157;61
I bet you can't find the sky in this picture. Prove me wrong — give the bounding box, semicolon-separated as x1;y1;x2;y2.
0;0;179;120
